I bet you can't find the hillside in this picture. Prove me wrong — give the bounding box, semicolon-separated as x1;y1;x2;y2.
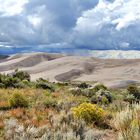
0;53;140;139
0;52;140;88
0;55;9;60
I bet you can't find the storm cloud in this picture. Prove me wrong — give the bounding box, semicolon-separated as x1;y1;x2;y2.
0;0;140;54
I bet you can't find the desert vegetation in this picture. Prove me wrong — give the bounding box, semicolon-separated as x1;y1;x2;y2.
0;70;140;139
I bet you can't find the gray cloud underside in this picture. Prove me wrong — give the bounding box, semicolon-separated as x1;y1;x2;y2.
0;0;140;55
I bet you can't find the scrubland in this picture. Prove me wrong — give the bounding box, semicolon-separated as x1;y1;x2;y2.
0;70;140;140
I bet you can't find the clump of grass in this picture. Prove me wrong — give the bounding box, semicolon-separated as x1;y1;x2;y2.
44;97;57;108
0;101;10;110
9;92;29;108
111;103;140;140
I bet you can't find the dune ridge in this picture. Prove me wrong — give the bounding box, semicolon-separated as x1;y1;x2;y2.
0;52;140;88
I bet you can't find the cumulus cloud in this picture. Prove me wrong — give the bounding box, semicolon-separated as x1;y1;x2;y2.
89;50;140;59
0;0;140;55
0;0;28;16
0;0;98;49
73;0;140;50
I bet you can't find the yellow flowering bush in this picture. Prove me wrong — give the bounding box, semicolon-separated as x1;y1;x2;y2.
71;103;105;124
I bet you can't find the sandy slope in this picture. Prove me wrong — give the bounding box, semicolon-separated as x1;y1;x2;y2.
0;52;140;88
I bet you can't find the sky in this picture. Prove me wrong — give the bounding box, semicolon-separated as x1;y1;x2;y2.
0;0;140;56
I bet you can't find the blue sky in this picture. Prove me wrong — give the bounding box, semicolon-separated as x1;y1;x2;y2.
0;0;140;55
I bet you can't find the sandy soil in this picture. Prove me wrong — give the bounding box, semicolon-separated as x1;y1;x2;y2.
0;52;140;88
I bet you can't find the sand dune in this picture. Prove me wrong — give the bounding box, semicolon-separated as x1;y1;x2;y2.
0;52;140;88
0;52;64;72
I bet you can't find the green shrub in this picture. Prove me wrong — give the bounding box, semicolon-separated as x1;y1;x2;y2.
90;89;112;104
78;82;89;89
0;71;32;88
124;94;135;103
12;69;30;81
44;97;57;108
9;92;29;108
127;85;140;99
56;82;69;87
36;78;48;83
93;84;107;92
71;103;105;124
36;82;54;91
101;96;109;104
22;79;30;85
91;96;109;105
0;83;5;88
44;90;51;97
14;82;27;88
3;77;20;88
20;80;34;88
71;88;84;96
86;84;108;98
90;95;99;104
97;89;112;102
0;74;6;83
71;88;95;97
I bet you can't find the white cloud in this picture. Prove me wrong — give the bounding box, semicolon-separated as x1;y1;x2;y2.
0;0;140;55
0;44;4;47
0;0;28;16
75;0;140;31
91;50;140;59
72;0;140;50
28;15;42;27
0;0;98;48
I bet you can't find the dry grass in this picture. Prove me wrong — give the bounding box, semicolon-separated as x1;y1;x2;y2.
111;104;140;140
0;84;138;139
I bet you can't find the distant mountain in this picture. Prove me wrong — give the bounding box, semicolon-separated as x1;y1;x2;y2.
0;55;9;60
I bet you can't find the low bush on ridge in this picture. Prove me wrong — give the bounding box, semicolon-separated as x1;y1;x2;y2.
78;82;89;89
12;69;31;81
93;84;107;92
127;85;140;100
0;70;55;91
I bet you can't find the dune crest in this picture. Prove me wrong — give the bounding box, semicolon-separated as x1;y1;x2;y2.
0;52;140;88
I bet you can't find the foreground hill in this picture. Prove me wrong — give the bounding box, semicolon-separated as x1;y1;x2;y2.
0;52;140;88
